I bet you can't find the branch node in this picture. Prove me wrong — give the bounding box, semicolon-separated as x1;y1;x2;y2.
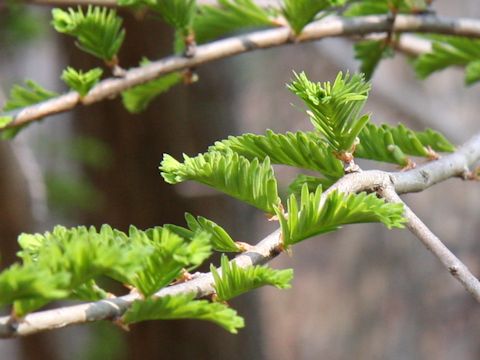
449;265;459;275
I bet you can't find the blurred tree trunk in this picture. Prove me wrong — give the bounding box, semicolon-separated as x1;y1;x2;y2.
63;12;264;360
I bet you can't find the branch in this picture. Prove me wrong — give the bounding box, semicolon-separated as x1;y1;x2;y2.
26;0;117;5
4;14;480;131
26;0;274;7
380;186;480;302
1;131;479;338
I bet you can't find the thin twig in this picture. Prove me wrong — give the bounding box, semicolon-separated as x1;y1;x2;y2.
26;0;276;7
3;14;480;131
1;131;479;338
380;186;480;303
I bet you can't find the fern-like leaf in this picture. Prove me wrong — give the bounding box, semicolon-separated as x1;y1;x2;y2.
282;0;341;35
277;184;405;247
288;71;371;154
354;39;394;80
288;174;335;194
131;228;212;296
355;123;455;165
0;264;69;310
193;0;275;44
1;80;58;139
184;213;240;252
0;116;13;129
121;72;182;113
211;255;293;302
166;213;241;252
345;0;428;16
210;130;344;180
123;294;245;333
149;0;196;33
51;6;125;62
414;36;480;85
7;224;212;313
61;67;103;96
2;80;57;112
160;151;281;214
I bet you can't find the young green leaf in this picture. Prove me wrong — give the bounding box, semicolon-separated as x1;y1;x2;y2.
193;0;275;44
343;0;389;16
355;123;455;165
1;80;58;139
160;151;281;214
61;67;103;96
344;0;429;16
147;0;196;34
354;39;394;80
0;116;13;128
288;174;335;194
413;36;480;85
211;255;293;302
131;228;211;296
282;0;341;35
288;71;371;154
210;130;344;180
465;60;480;85
184;213;240;252
3;80;57;112
51;6;125;63
165;213;241;252
277;184;405;247
0;264;69;309
121;72;182;113
123;294;245;334
16;226;149;303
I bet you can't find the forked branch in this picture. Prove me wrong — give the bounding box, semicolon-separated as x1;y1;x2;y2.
380;186;480;303
3;14;480;131
1;131;479;338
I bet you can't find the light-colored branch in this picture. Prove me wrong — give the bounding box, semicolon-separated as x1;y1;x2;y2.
392;132;480;193
3;14;480;131
380;186;480;302
27;0;117;5
1;131;479;338
26;0;277;7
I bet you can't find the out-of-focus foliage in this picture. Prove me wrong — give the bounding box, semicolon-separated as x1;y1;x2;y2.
51;6;125;62
61;67;103;96
414;36;480;85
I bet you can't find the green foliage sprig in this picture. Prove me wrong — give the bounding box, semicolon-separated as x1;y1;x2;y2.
193;0;275;44
0;225;212;315
127;227;212;296
354;39;394;80
355;123;455;166
414;36;480;85
282;0;342;35
288;71;371;155
211;255;293;301
210;130;344;180
61;67;103;97
2;80;57;112
277;184;406;247
166;213;241;252
51;6;125;64
0;80;58;139
122;72;182;113
123;294;245;333
344;0;429;16
160;151;281;214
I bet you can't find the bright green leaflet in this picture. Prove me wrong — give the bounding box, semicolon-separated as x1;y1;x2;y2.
211;255;293;301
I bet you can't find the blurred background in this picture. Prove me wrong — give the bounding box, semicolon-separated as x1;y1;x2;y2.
0;1;479;359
